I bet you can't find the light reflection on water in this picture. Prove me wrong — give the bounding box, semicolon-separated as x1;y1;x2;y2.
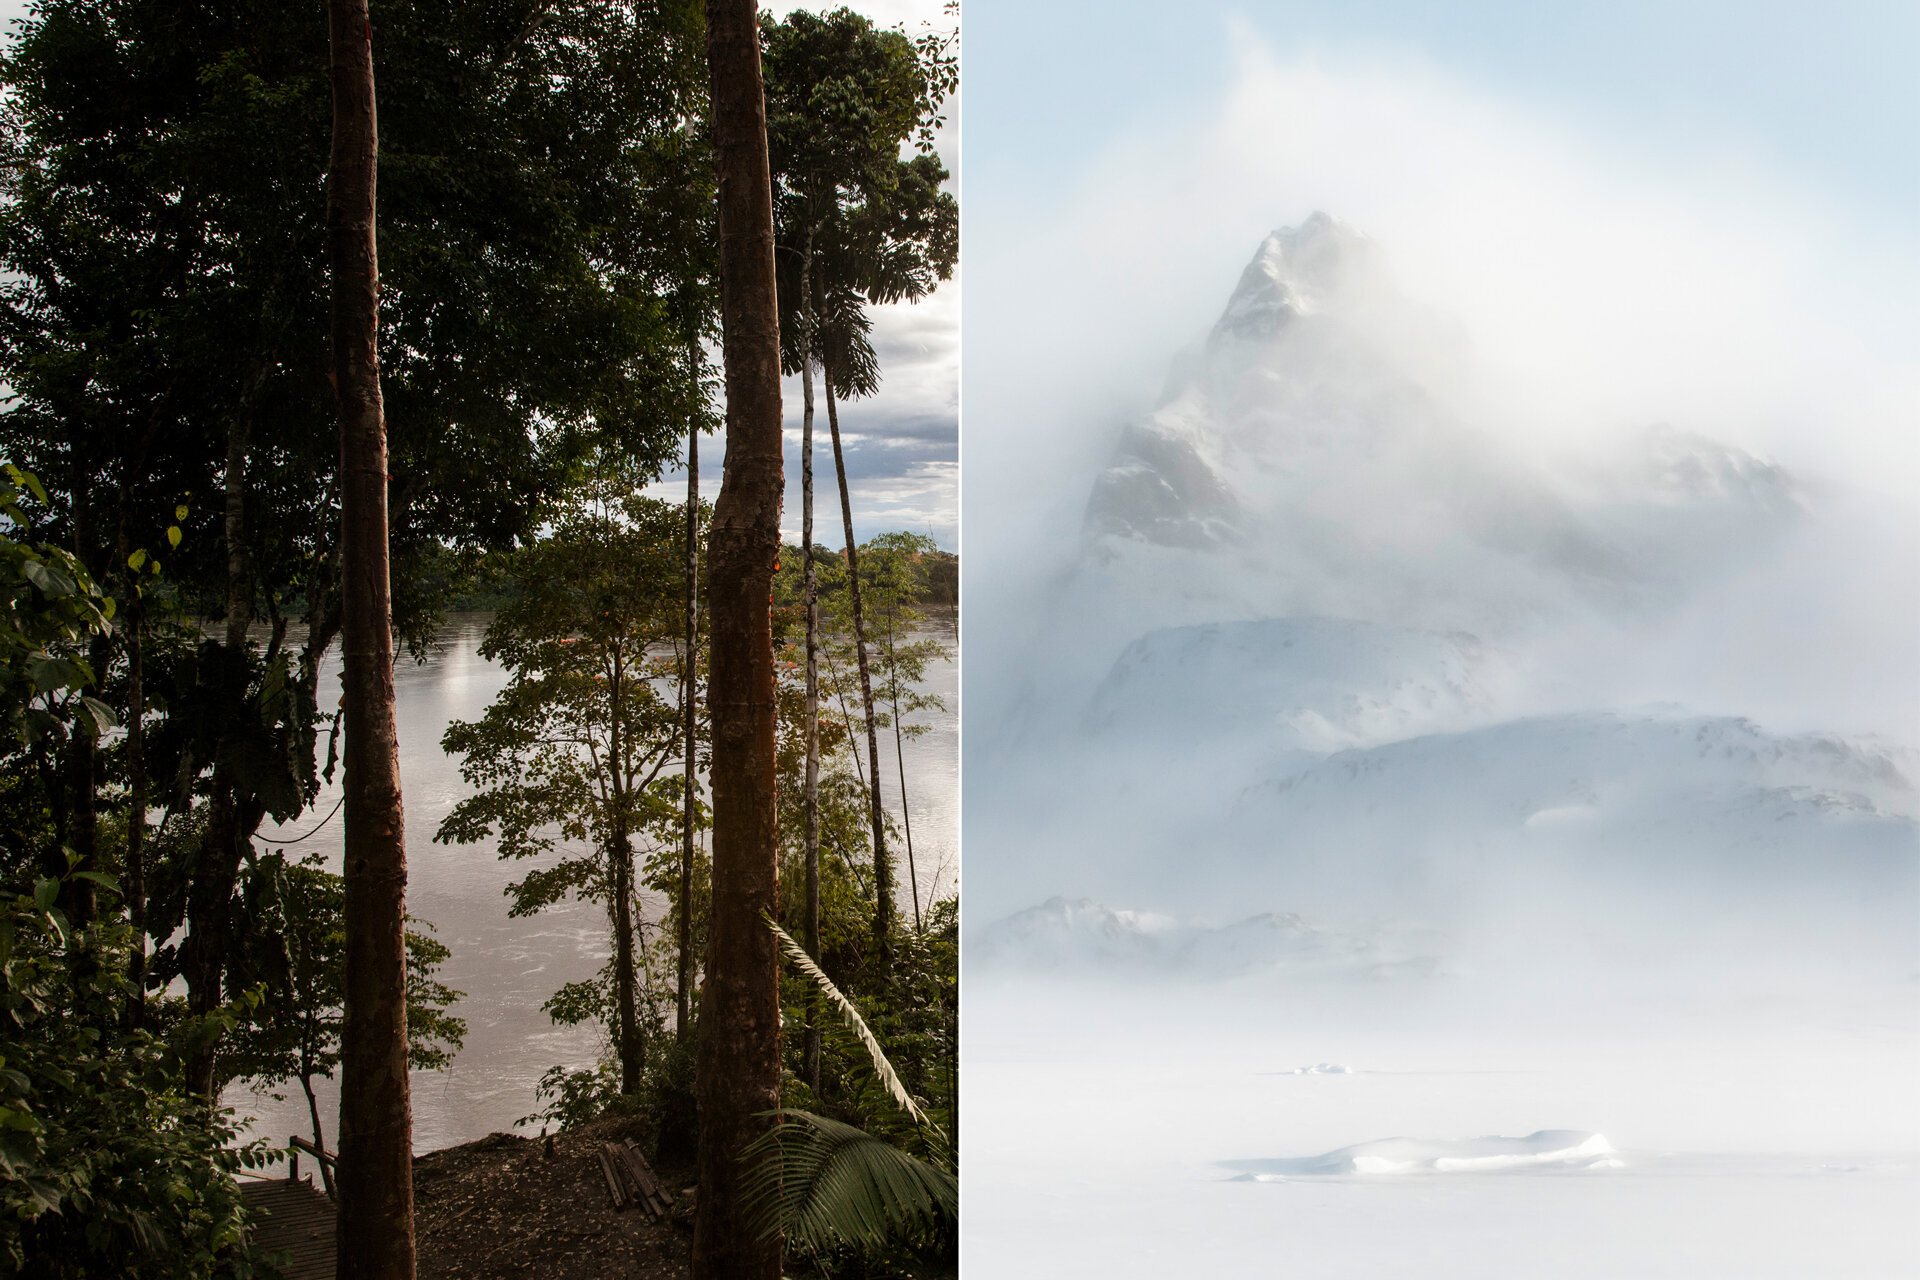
227;612;956;1160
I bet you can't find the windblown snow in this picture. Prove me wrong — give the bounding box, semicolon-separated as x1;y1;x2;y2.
1227;1130;1623;1177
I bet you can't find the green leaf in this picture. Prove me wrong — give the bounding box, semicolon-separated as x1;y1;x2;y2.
127;548;147;571
767;919;933;1129
175;504;189;522
166;525;181;548
31;879;57;914
741;1109;956;1253
26;657;76;694
20;559;75;599
79;696;117;737
70;870;121;896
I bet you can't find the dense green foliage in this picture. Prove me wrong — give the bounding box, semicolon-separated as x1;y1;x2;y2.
0;876;271;1279
0;0;718;1267
0;494;264;1275
0;0;957;1272
767;539;957;1279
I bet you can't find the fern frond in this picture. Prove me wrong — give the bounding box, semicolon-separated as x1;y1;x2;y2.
740;1109;957;1253
767;918;931;1128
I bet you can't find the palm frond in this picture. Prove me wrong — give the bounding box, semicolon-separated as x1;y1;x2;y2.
767;918;931;1127
740;1108;957;1253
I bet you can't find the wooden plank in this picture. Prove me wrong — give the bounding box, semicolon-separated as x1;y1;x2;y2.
620;1140;675;1217
242;1177;336;1280
595;1146;628;1210
608;1140;675;1220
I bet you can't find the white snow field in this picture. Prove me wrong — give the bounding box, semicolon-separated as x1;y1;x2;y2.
963;214;1919;1276
964;979;1919;1279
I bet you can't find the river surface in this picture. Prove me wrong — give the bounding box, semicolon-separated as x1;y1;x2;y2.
227;612;956;1160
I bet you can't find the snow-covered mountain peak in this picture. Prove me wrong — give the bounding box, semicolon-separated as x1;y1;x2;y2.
1212;211;1375;343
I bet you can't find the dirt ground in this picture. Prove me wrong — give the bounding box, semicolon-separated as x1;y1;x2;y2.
413;1117;695;1280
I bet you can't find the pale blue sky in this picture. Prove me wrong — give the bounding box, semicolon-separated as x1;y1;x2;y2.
966;0;1918;228
960;0;1920;531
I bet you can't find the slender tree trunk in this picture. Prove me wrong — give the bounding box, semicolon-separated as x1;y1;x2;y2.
224;416;252;649
60;650;99;925
823;642;867;791
56;512;102;926
327;2;414;1274
694;4;784;1276
120;568;147;1029
301;1067;336;1198
888;631;922;930
799;229;823;1097
824;380;891;962
610;651;641;1094
678;356;700;1045
612;829;641;1091
182;370;270;1099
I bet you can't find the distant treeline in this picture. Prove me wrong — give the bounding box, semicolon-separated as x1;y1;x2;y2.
441;540;957;616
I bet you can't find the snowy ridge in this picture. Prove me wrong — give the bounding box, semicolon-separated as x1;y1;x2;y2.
1083;616;1504;749
971;896;1442;980
1235;712;1918;848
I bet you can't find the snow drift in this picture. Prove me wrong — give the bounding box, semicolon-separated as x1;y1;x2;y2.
1226;1131;1624;1177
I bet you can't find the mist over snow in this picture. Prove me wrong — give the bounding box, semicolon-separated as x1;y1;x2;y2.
963;42;1919;1280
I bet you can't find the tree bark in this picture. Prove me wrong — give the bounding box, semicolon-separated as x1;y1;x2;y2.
59;649;99;925
694;3;784;1278
327;2;414;1276
888;626;922;930
610;649;641;1094
824;380;892;962
55;514;102;927
182;363;271;1099
120;563;147;1029
799;226;823;1096
223;413;252;650
612;827;641;1091
678;339;700;1044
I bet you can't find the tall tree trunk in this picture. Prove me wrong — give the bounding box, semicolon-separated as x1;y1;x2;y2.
799;228;823;1096
59;653;99;925
302;1069;336;1198
678;351;700;1045
327;2;414;1275
56;512;102;926
223;415;252;650
610;650;641;1095
612;829;642;1092
182;412;261;1101
824;380;891;962
119;557;147;1029
888;629;922;930
694;3;784;1277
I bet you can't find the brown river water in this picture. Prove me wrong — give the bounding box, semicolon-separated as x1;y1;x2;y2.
225;612;956;1161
